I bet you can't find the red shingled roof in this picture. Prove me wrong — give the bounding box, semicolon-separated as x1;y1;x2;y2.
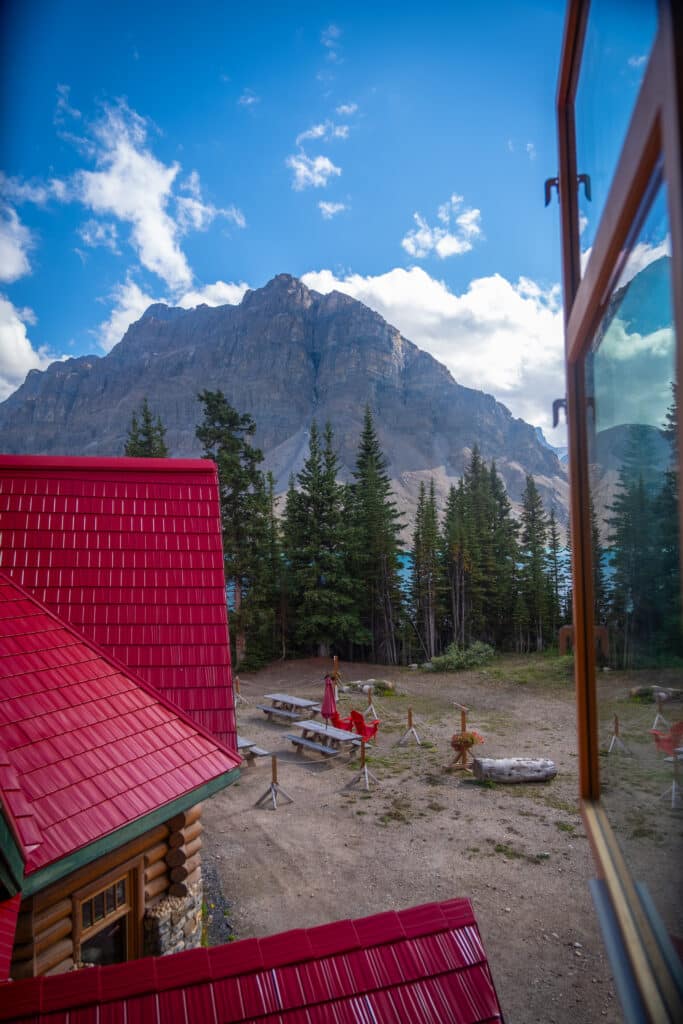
0;572;240;876
0;896;21;983
0;898;503;1022
0;455;235;747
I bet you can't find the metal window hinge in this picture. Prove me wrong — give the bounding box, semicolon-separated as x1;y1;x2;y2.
578;173;591;201
552;397;567;427
544;177;559;206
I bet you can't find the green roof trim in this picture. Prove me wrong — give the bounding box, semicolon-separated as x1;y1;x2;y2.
0;809;24;895
22;767;240;896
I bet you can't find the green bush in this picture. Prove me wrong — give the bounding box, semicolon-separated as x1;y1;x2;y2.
430;641;495;671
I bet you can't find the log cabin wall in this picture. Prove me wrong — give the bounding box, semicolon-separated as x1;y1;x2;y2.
10;804;204;979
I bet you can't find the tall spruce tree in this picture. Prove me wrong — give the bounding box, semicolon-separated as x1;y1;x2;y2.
519;474;549;651
410;479;440;660
441;481;469;648
282;422;361;655
349;407;404;664
195;390;269;665
124;398;168;457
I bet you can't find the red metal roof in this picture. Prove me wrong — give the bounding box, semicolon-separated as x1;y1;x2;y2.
0;898;504;1022
0;455;235;747
0;572;240;876
0;896;21;984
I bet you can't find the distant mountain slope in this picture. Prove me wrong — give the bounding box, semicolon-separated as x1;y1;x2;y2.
0;274;568;526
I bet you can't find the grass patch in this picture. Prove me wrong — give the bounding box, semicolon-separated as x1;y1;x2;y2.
555;820;575;834
493;842;523;859
426;800;447;812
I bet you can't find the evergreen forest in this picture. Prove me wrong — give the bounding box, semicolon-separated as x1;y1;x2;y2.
124;392;681;671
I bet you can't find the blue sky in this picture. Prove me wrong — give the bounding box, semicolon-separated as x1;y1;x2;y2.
0;0;655;439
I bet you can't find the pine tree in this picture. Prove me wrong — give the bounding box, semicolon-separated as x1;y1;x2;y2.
282;422;361;655
519;474;549;651
441;482;469;648
410;479;440;659
195;390;268;665
349;407;404;664
124;398;169;457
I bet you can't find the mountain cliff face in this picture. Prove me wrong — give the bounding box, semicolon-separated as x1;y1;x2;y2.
0;274;568;525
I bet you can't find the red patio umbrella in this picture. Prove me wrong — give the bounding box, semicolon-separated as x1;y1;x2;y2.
321;674;337;727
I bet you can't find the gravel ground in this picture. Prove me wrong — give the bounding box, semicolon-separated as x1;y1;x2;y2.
202;656;624;1024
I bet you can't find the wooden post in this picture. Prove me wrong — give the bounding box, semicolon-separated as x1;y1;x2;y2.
364;686;378;720
345;739;379;791
234;674;248;706
608;714;629;754
652;693;669;731
255;756;293;810
398;706;421;746
461;708;467;733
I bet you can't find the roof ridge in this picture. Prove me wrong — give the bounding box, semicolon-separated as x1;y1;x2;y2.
0;455;217;475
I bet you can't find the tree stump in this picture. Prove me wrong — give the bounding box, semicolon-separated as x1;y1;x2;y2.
473;757;557;784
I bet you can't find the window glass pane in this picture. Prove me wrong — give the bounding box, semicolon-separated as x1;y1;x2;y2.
116;879;126;906
82;901;92;930
585;184;681;942
93;891;105;922
106;885;116;914
575;0;658;263
80;917;127;967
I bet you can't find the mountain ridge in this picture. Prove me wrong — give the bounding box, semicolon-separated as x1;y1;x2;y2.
0;274;568;528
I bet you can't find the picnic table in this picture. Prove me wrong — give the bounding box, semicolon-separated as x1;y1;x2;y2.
237;734;269;765
285;719;362;759
256;693;321;724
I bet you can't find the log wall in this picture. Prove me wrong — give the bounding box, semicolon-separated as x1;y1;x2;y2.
10;803;204;979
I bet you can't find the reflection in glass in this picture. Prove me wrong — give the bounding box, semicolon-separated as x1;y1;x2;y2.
585;185;681;947
80;917;127;966
575;0;658;260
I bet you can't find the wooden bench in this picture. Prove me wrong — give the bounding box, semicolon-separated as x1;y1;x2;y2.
256;705;302;722
285;734;340;757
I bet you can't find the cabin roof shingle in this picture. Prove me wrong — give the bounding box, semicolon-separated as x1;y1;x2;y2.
0;572;240;877
0;455;235;747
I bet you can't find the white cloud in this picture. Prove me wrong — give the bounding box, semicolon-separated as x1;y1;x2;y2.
0;295;57;399
618;235;671;287
526;142;537;161
506;139;514;153
73;101;193;291
628;54;647;68
178;280;250;308
402;193;481;260
322;24;341;47
296;123;328;145
318;201;346;219
286;153;341;190
54;83;82;125
96;277;161;352
78;218;119;252
0;204;33;283
295;121;350;146
336;103;357;116
301;265;565;437
0;173;67;205
238;90;260;107
176;171;246;232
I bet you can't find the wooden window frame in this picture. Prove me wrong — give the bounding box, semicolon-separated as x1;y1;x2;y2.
72;854;144;966
556;1;683;1020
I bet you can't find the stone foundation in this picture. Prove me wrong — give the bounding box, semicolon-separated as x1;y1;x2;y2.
143;878;203;957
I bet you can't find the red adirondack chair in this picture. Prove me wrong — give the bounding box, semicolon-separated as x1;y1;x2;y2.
350;709;380;742
649;720;683;758
330;710;354;731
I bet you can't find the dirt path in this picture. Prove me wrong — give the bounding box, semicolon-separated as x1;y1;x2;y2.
202;656;620;1024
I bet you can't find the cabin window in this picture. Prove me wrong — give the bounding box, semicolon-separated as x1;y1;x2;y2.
73;864;138;967
557;0;682;1018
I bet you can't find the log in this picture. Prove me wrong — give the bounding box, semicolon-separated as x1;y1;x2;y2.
166;804;202;832
144;873;169;902
169;853;201;884
13;915;72;961
168;881;188;898
145;841;169;866
165;835;202;868
473;757;557;784
185;866;202;890
145;858;168;883
15;898;70;945
35;937;73;977
167;820;203;850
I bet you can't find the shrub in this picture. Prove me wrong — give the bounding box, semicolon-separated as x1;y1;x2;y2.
430;641;495;671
